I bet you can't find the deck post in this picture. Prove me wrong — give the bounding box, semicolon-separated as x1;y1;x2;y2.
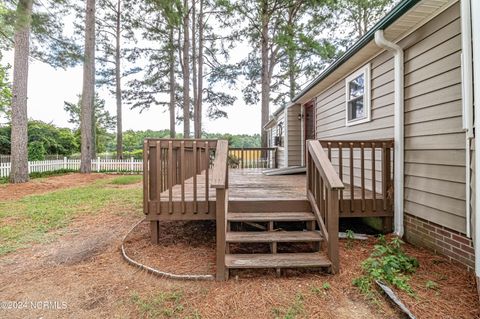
150;221;159;244
216;188;228;280
382;144;394;233
327;188;339;274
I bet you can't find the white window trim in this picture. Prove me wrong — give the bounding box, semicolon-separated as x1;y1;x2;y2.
345;64;371;126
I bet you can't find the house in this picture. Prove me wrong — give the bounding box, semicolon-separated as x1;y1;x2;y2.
266;0;480;283
142;0;479;288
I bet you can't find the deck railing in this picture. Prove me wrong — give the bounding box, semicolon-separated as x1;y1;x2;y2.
306;140;344;273
143;139;218;220
211;140;229;280
319;140;394;218
228;147;277;169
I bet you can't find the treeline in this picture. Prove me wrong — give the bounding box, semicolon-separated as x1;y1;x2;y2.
0;121;261;160
1;0;394;182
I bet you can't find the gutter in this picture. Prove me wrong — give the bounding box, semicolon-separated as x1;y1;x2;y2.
374;30;404;238
293;0;420;103
470;0;480;292
461;0;474;238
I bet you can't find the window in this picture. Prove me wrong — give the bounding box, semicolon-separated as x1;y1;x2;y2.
274;121;284;147
345;64;371;126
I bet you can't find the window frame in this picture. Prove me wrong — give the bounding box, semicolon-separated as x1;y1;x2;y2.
345;64;371;126
276;121;284;147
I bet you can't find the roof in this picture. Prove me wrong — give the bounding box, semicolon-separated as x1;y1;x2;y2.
264;103;292;130
293;0;452;104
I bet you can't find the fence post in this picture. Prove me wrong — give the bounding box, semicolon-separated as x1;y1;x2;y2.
63;157;67;170
97;156;101;172
130;157;134;172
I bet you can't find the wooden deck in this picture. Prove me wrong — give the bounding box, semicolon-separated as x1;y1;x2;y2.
146;169;390;220
158;169;384;201
144;138;394;280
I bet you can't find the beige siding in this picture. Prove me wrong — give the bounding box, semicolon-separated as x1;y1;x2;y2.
311;2;465;233
314;50;395;191
401;2;465;233
315;50;395;140
287;104;302;166
275;112;286;168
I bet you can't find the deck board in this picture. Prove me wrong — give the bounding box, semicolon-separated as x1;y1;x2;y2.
225;253;331;268
158;169;382;202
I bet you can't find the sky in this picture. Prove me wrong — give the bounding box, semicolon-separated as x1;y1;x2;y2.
3;52;262;135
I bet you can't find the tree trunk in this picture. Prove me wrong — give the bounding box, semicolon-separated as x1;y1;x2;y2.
80;0;96;173
182;0;190;138
169;27;176;138
115;0;123;159
191;0;199;138
288;52;296;101
196;0;204;139
10;0;33;183
260;0;270;148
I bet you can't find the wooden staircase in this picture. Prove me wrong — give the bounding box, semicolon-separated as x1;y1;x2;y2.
222;201;332;279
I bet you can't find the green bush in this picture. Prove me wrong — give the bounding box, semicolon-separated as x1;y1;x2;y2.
28;141;46;160
353;235;419;299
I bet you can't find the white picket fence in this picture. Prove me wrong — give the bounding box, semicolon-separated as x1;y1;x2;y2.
0;157;143;178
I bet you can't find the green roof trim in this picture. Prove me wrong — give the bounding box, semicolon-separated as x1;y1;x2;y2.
292;0;421;102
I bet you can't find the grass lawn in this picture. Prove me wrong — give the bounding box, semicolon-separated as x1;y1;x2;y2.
0;176;142;256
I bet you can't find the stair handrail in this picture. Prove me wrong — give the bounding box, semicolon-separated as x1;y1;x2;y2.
306;140;344;273
211;140;229;280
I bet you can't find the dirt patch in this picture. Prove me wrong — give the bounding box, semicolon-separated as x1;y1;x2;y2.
0;173;111;201
125;221;216;275
47;230;115;266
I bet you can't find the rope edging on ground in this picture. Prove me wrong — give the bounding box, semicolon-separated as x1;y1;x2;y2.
121;219;215;281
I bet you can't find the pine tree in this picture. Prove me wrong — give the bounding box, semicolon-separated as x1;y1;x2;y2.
4;0;82;182
10;0;33;183
222;0;336;147
80;0;96;173
95;0;136;159
337;0;394;39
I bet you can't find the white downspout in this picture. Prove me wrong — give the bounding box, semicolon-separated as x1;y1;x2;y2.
470;0;480;291
461;0;474;238
375;30;404;237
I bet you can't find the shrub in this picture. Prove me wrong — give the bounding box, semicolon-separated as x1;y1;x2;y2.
28;141;46;161
353;235;419;299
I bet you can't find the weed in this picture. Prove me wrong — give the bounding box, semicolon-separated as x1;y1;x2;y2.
345;229;355;249
426;280;439;290
130;290;185;318
322;282;331;290
273;293;304;319
353;235;419;299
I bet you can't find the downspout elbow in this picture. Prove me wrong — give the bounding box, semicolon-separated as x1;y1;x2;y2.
374;30;405;238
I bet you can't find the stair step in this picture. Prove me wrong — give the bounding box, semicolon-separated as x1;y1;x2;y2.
226;231;322;243
228;212;316;222
225;253;331;269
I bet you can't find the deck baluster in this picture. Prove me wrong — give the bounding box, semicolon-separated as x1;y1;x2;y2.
180;141;186;214
205;142;210;208
168;141;173;214
361;142;365;212
156;141;162;213
349;143;354;213
372;143;377;211
338;142;343;213
193;141;198;214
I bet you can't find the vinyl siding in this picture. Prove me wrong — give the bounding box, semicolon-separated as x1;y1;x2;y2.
314;50;395;192
401;2;465;233
287;104;302;166
274;112;286;168
311;2;466;233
